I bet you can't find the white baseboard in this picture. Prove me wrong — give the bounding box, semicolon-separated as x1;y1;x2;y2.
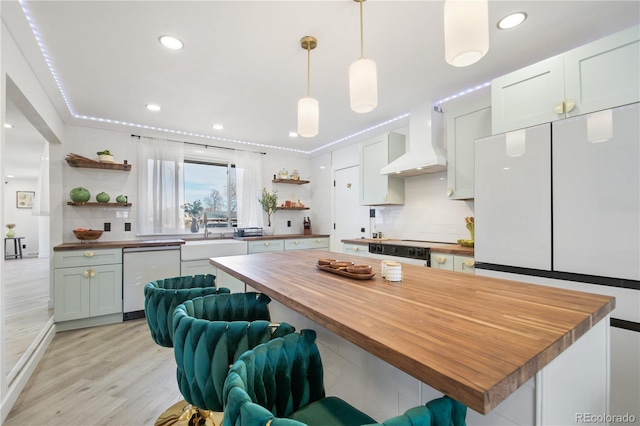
1;321;56;423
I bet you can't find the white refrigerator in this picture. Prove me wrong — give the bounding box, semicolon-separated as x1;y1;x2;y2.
475;102;639;280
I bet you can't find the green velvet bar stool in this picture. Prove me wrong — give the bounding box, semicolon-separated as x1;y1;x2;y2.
222;330;467;426
144;274;231;347
171;293;296;425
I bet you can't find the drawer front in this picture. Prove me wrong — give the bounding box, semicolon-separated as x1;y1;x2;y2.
454;255;475;274
431;253;454;271
343;244;370;256
54;248;122;268
285;239;309;251
306;237;330;250
248;240;285;254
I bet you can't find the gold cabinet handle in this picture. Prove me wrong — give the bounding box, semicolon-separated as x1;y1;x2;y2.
294;240;299;244
316;239;320;243
463;259;475;267
264;242;270;246
84;251;95;258
565;99;575;113
447;188;453;197
90;269;96;278
83;269;90;278
554;101;565;114
436;256;446;264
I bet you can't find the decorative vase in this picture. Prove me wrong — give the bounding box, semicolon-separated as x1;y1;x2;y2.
6;223;15;238
265;225;275;236
190;217;199;233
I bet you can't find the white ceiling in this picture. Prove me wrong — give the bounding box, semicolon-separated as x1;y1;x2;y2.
2;1;639;166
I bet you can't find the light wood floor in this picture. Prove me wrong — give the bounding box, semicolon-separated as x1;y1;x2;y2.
4;319;183;426
3;256;52;377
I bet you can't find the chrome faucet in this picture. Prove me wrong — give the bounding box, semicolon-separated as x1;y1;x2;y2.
203;212;209;238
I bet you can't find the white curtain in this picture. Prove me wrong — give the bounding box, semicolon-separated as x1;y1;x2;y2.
32;141;49;216
235;150;263;228
137;137;184;234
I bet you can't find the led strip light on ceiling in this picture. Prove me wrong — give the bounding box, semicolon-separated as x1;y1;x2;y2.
19;0;490;156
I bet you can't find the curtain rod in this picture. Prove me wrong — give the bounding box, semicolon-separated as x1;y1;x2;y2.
130;134;266;155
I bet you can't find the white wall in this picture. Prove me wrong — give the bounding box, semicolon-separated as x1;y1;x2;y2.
3;178;39;256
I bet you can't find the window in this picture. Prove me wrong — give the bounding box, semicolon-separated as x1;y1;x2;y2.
137;137;239;236
184;160;236;232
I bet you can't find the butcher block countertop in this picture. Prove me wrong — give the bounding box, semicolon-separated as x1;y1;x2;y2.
210;249;613;414
342;238;475;256
53;239;185;251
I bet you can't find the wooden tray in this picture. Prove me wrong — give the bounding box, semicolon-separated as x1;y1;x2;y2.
316;264;375;280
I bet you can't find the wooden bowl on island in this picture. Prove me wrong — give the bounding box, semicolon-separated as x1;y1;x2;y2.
317;258;338;266
329;261;354;270
346;264;372;274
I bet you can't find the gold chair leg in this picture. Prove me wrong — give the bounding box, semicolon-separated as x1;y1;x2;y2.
155;401;223;426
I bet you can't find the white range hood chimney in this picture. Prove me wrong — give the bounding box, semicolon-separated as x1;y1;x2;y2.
380;104;446;177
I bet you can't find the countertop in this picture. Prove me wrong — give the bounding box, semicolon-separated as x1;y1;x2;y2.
53;239;185;251
341;238;475;256
210;249;613;414
233;234;329;241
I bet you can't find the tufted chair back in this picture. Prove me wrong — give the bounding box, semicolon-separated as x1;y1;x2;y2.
222;329;325;426
172;293;296;413
144;274;230;347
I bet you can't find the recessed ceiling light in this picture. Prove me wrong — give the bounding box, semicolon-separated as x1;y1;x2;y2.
212;124;224;130
6;175;14;178
146;104;162;112
497;12;527;30
159;35;184;50
288;131;298;137
4;123;13;128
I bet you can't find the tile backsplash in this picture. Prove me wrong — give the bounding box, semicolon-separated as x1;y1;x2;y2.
374;171;474;243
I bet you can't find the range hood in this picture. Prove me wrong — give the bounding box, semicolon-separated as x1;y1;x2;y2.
380;104;446;177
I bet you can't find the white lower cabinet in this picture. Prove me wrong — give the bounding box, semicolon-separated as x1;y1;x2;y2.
431;252;475;274
180;259;216;276
430;253;454;271
54;248;122;323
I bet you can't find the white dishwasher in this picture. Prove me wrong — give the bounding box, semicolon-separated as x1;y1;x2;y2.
122;245;181;320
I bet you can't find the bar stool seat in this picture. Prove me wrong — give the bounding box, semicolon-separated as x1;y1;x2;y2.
4;237;24;260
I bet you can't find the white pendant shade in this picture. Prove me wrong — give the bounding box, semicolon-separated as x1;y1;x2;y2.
587;109;613;143
349;58;378;113
297;96;319;138
444;0;489;67
506;129;526;157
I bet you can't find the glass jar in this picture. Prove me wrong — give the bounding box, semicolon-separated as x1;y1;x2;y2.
291;170;300;180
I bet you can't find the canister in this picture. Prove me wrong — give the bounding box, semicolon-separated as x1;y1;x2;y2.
384;261;402;282
380;260;395;278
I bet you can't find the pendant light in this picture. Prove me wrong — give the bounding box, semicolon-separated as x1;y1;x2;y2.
444;0;489;67
349;0;378;113
298;36;319;138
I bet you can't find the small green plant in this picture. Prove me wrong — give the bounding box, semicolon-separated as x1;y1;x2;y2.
97;149;112;155
184;200;204;218
258;188;278;226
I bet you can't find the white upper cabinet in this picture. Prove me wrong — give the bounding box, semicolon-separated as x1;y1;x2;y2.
446;101;492;199
360;132;405;205
492;25;639;134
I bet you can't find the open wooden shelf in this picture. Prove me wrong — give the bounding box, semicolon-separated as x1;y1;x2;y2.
66;156;131;171
67;202;132;207
272;178;309;185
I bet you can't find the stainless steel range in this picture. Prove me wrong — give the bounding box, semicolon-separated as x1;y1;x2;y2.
368;240;432;266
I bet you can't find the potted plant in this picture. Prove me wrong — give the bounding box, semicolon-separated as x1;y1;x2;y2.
258;188;278;235
184;200;204;233
97;149;114;163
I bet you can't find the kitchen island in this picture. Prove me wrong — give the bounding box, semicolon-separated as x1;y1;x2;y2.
211;249;614;424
